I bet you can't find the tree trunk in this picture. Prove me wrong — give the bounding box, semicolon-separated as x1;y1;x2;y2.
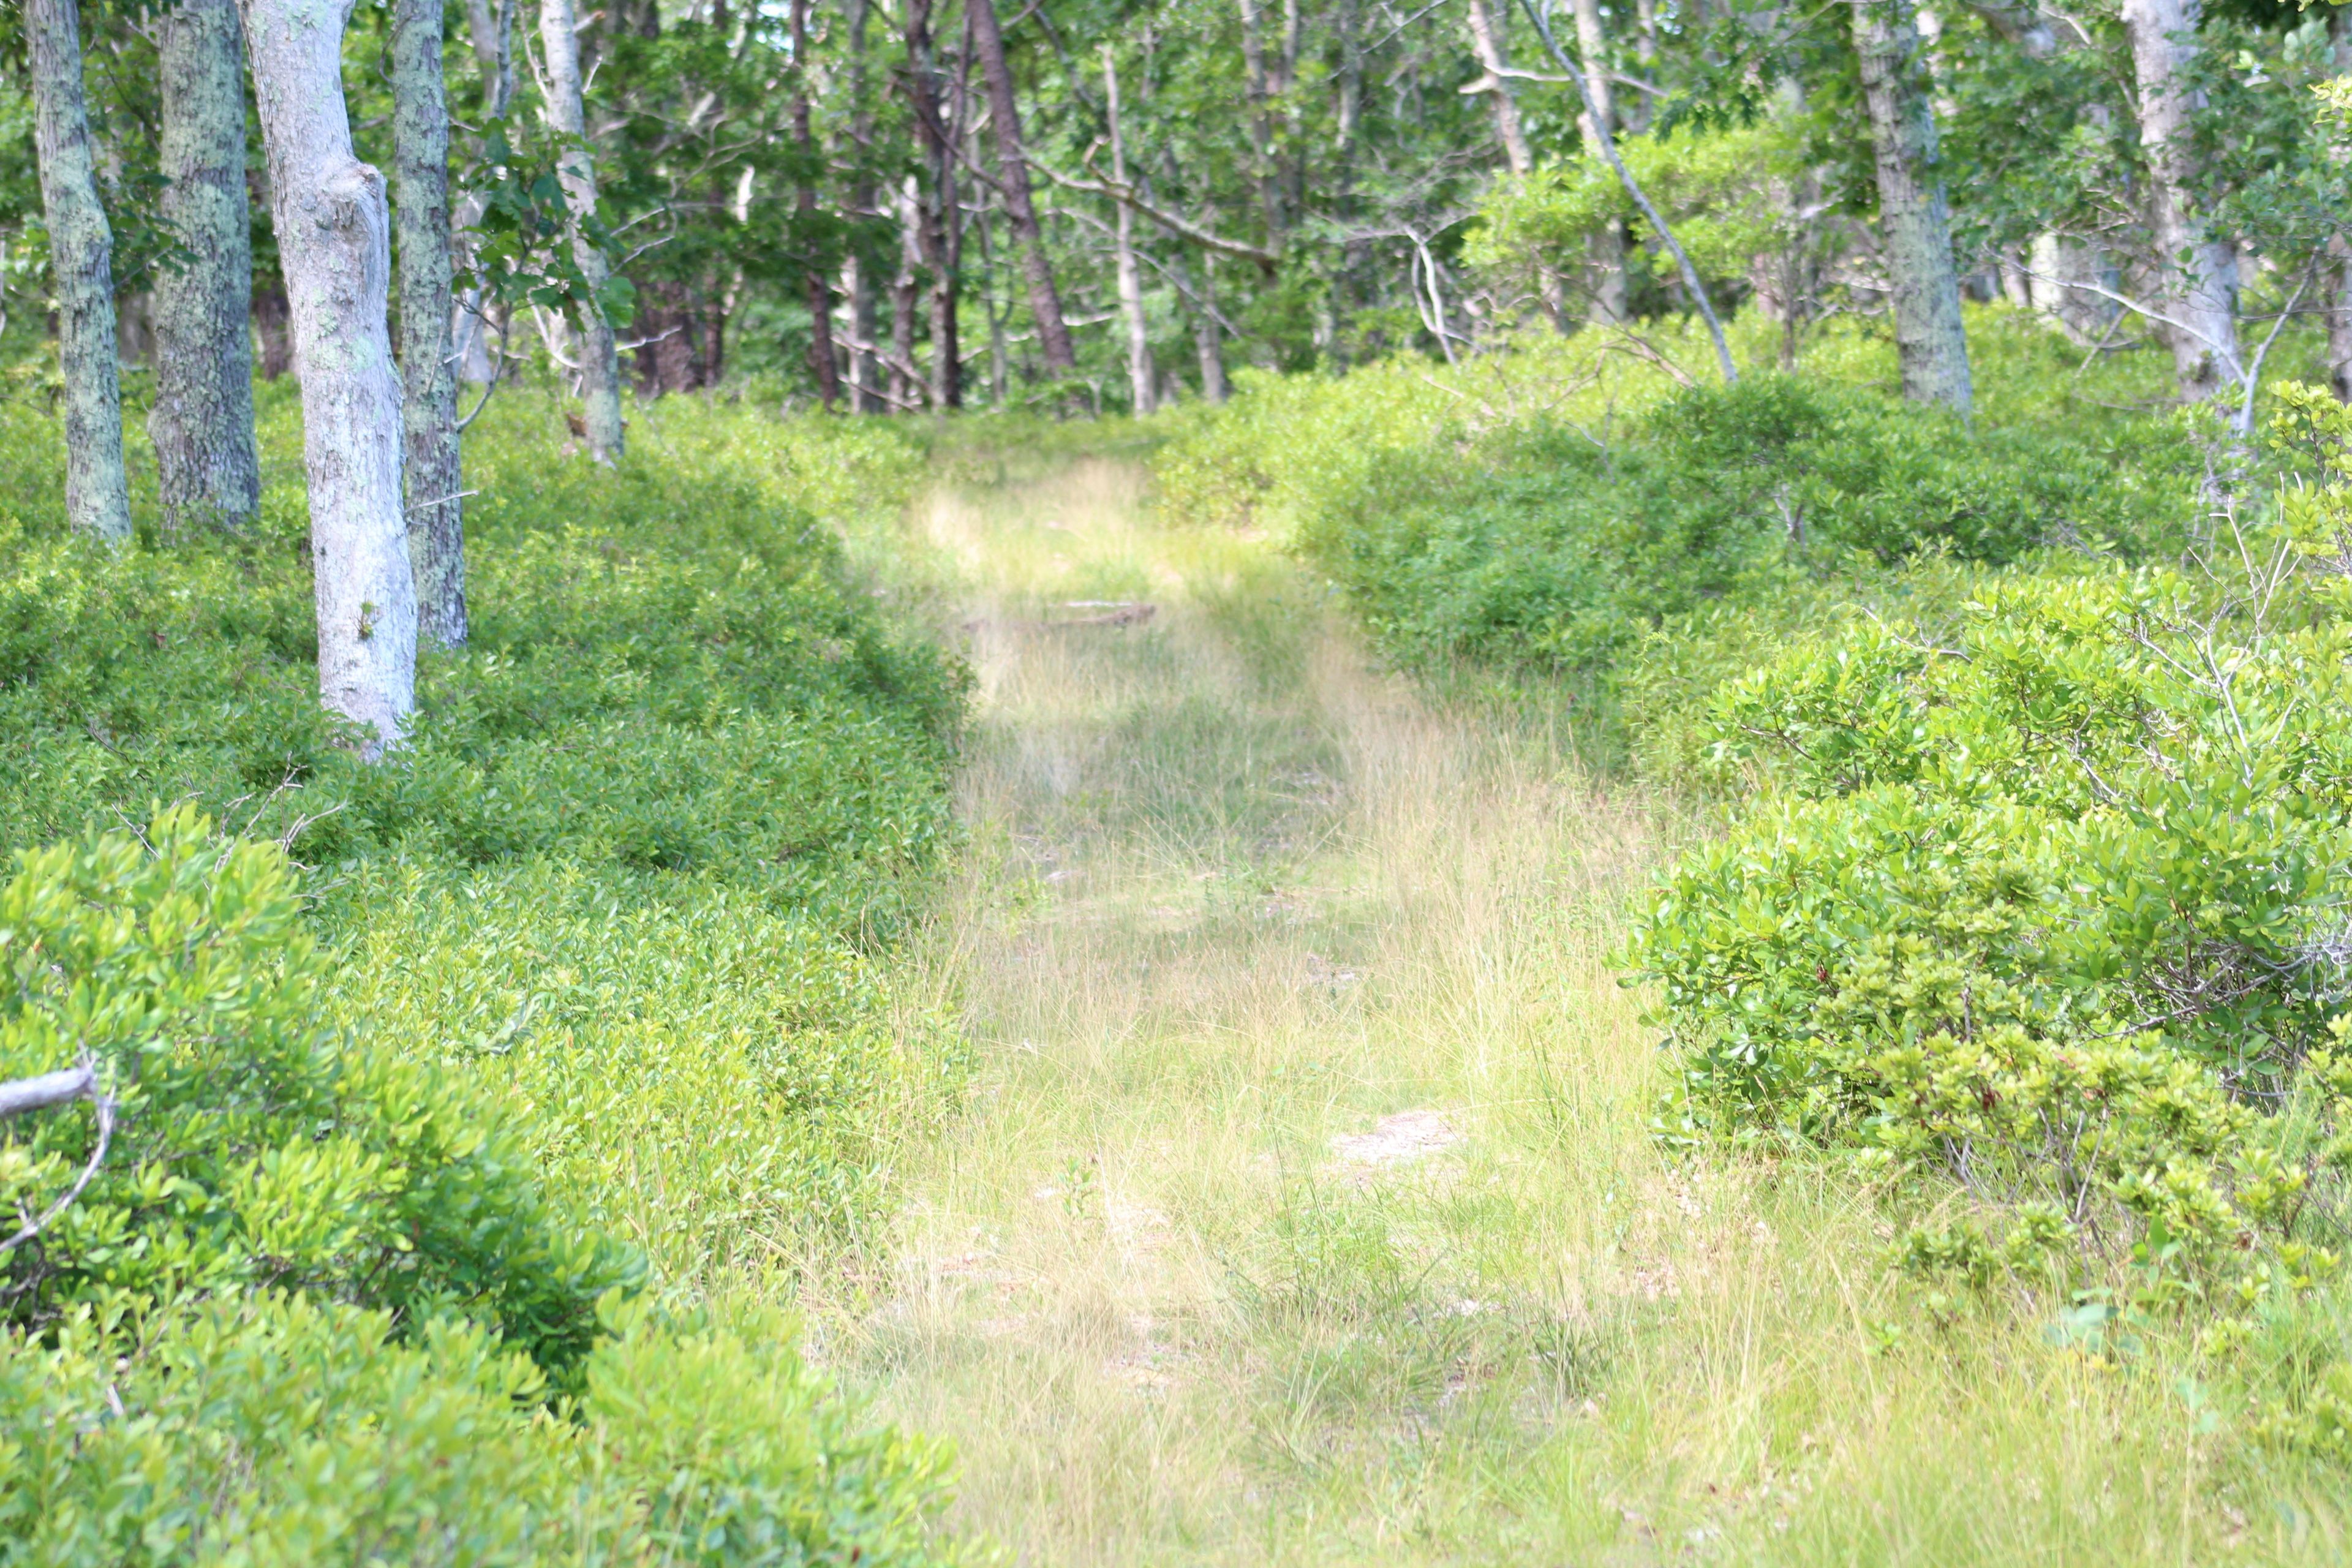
791;0;840;410
838;0;883;410
2331;12;2352;402
1464;0;1534;174
242;0;418;753
1569;0;1629;323
905;0;960;409
970;0;1075;373
1176;247;1229;403
1466;0;1572;330
2120;0;2237;404
394;0;468;647
892;175;922;410
153;0;260;536
252;266;295;378
539;0;625;457
1104;48;1155;414
1238;0;1281;244
1850;0;1973;411
28;0;131;544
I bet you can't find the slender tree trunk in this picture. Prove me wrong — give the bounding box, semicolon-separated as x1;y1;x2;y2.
1626;0;1657;132
153;0;260;535
28;0;131;544
1464;0;1534;175
253;266;296;378
792;0;841;410
1176;247;1229;403
394;0;467;647
454;0;516;385
1466;0;1571;330
539;0;625;457
1238;0;1281;244
970;0;1075;372
845;0;884;411
1850;0;1972;411
242;0;418;753
1103;48;1155;414
1570;0;1629;323
905;0;960;409
892;175;922;409
2120;0;2237;404
2330;12;2352;402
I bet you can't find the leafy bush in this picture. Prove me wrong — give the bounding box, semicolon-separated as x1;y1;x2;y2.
0;810;628;1376
0;1292;965;1566
1624;389;2352;1340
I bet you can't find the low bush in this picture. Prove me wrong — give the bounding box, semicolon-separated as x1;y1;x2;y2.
0;388;972;1559
1617;387;2352;1452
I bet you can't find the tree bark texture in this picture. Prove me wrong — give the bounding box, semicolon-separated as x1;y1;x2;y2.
28;0;132;544
1104;49;1155;414
153;0;260;536
1570;0;1629;323
1851;0;1973;412
971;0;1075;372
394;0;468;647
539;0;625;457
241;0;418;752
2120;0;2237;403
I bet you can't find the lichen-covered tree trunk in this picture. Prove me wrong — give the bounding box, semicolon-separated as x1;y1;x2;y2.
1850;0;1973;412
538;0;624;459
394;0;467;647
2121;0;2237;404
153;0;259;536
28;0;131;544
241;0;418;753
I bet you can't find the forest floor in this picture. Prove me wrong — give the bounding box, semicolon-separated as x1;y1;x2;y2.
803;453;2323;1566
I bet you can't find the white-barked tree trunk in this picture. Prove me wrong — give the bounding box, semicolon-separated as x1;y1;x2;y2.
538;0;624;459
241;0;418;753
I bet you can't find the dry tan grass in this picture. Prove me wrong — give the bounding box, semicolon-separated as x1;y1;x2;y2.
799;454;2348;1567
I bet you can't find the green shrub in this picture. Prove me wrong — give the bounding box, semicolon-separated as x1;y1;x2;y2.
1623;394;2352;1295
0;1292;965;1566
0;808;628;1378
1287;372;2187;682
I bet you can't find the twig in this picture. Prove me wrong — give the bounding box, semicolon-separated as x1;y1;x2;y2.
0;1055;115;1258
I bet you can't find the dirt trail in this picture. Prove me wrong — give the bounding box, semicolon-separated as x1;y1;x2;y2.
813;455;1659;1565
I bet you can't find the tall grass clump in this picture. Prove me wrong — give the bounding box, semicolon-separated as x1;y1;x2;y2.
0;384;975;1562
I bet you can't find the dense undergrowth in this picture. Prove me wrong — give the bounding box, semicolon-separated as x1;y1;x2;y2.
1155;311;2352;1469
0;384;975;1561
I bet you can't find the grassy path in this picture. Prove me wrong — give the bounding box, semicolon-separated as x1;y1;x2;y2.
808;455;2309;1566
